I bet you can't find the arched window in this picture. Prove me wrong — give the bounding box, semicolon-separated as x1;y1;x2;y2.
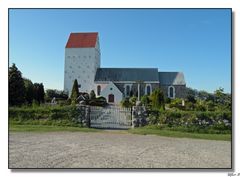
126;85;130;96
97;85;101;96
124;84;132;97
145;84;152;95
168;86;175;99
147;85;151;95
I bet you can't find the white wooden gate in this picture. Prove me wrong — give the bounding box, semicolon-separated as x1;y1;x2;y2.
90;106;132;129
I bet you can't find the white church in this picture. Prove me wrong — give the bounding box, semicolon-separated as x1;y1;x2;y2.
64;32;186;104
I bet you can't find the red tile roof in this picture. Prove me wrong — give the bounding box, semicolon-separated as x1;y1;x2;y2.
65;32;98;48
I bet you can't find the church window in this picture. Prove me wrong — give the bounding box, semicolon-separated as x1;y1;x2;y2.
110;87;113;90
97;85;101;95
145;84;152;95
78;84;81;88
168;86;175;99
126;85;130;96
147;85;151;95
124;84;132;97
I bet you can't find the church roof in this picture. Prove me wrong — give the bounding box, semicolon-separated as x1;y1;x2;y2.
65;32;98;48
95;68;159;82
158;72;186;85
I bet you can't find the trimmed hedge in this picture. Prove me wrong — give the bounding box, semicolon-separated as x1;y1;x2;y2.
147;110;231;133
9;105;83;127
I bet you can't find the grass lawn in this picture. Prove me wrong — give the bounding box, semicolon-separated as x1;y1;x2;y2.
128;127;231;141
9;124;101;133
9;123;231;141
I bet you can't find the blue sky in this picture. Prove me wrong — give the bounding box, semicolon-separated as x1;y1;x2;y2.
9;9;231;93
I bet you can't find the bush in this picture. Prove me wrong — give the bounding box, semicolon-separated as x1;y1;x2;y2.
129;96;137;106
9;105;84;127
120;97;132;108
147;110;231;133
141;95;150;106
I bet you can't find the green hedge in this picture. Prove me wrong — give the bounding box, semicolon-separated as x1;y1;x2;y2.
147;110;231;133
9;105;83;127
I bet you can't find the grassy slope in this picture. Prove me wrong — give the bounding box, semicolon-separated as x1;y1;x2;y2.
10;124;100;132
128;127;231;141
9;123;231;141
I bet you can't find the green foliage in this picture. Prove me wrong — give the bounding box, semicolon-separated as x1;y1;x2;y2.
120;97;132;108
141;95;150;106
169;98;183;110
45;89;68;101
89;90;96;100
150;88;165;110
70;79;79;104
88;96;107;106
186;94;196;104
9;63;26;106
9;105;84;127
147;110;231;134
33;83;45;104
24;78;34;105
129;96;137;106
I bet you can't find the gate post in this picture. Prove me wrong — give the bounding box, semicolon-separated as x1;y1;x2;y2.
87;106;91;128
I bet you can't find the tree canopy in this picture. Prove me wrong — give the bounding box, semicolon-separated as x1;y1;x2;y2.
70;79;79;104
9;63;26;106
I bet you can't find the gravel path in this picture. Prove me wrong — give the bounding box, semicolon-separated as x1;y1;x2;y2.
9;131;231;168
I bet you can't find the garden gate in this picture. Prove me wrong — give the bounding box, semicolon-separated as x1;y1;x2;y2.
89;106;132;129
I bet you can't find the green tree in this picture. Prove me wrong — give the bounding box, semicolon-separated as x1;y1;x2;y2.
150;88;165;110
120;97;131;108
186;94;196;104
141;95;150;106
89;90;96;100
38;83;45;103
129;96;137;106
24;78;34;104
9;63;26;106
32;83;45;104
70;79;79;104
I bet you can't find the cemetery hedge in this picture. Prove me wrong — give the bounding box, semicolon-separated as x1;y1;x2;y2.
9;105;82;127
147;110;231;134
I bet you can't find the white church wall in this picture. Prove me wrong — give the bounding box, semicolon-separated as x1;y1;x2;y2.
64;47;100;95
100;82;123;104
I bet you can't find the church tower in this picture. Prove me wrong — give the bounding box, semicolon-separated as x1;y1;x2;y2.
64;32;100;95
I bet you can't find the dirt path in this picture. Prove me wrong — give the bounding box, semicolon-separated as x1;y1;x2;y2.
9;131;231;168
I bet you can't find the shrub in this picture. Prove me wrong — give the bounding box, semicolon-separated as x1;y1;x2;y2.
141;95;150;106
147;110;231;133
129;96;137;106
120;97;131;108
9;105;84;127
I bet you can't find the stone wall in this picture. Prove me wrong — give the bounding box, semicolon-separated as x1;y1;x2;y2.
76;105;90;127
131;106;148;127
